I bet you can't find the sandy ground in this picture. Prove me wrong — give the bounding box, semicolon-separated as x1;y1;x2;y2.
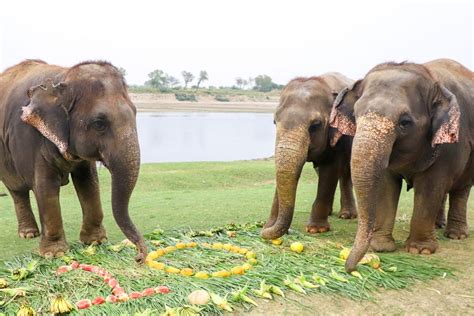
130;93;278;113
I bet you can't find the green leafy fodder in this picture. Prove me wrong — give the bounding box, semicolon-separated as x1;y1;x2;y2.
0;223;453;315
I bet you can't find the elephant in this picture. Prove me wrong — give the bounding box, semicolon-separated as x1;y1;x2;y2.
261;73;357;240
0;60;147;261
330;59;474;272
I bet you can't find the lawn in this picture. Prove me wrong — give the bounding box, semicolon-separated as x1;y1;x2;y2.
0;160;473;314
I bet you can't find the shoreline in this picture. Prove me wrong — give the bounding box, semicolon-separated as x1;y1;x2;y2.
131;93;278;113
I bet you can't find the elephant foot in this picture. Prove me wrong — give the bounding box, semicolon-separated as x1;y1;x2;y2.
444;224;468;240
40;236;69;258
306;220;330;234
338;208;357;220
80;224;107;245
18;223;40;239
370;235;396;252
405;238;438;255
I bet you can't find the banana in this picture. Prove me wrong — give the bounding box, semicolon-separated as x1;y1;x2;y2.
50;294;74;314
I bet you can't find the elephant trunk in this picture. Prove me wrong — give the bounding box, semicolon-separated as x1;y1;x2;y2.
261;126;309;239
104;128;147;262
345;113;395;272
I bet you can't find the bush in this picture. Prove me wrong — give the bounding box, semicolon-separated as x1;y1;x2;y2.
175;93;197;102
214;95;230;102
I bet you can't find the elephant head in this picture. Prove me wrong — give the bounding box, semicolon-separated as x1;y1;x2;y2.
261;76;348;239
330;62;460;271
21;62;146;261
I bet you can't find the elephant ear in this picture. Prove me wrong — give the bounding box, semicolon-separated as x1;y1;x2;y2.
328;80;361;146
431;83;460;147
21;78;73;159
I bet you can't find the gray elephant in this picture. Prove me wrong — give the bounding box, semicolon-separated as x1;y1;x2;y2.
0;60;146;261
330;59;474;271
261;73;357;240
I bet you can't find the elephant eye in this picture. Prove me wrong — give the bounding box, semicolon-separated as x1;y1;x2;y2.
309;120;322;133
91;119;107;132
398;115;413;129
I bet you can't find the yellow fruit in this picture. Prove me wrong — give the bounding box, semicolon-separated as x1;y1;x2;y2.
165;266;181;274
180;268;194;276
155;249;165;256
195;271;209;279
339;248;351;260
238;248;248;255
230;246;240;253
147;261;165;270
176;242;186;249
271;238;283;245
290;242;304;253
223;243;232;251
212;270;231;278
246;251;256;259
242;263;252;271
230;266;244;275
187;242;197;248
146;251;161;261
201;242;211;248
248;258;258;265
212;243;223;250
164;246;177;253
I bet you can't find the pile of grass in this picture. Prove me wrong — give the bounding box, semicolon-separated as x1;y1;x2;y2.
0;222;453;315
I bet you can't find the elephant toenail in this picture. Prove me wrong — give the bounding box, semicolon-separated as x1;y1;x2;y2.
44;252;54;258
421;249;431;255
26;233;35;238
55;251;65;257
408;247;419;254
101;237;108;243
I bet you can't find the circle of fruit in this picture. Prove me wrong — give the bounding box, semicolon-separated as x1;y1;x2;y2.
56;261;170;310
145;241;258;278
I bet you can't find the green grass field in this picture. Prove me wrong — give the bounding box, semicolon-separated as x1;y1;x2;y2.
2;159;470;260
1;160;473;314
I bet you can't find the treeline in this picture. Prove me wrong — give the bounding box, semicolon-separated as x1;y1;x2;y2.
123;68;283;93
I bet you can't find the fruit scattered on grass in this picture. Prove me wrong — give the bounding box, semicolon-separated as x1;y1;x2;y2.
290;242;304;253
188;289;210;305
50;294;74;314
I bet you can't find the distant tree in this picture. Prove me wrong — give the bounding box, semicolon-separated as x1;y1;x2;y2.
181;71;194;88
254;75;275;92
247;77;254;90
118;67;127;77
196;70;208;89
242;79;249;89
235;77;244;89
166;75;180;88
145;69;167;89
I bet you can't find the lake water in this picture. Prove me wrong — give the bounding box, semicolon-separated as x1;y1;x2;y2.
136;112;276;163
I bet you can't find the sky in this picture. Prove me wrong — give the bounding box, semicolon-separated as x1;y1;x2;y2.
0;0;472;87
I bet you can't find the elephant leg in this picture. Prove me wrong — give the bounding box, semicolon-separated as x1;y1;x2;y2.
370;172;402;252
71;162;107;244
405;178;444;255
444;187;470;240
34;165;68;258
306;163;338;234
435;194;447;229
264;189;279;229
338;167;357;219
8;188;39;239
